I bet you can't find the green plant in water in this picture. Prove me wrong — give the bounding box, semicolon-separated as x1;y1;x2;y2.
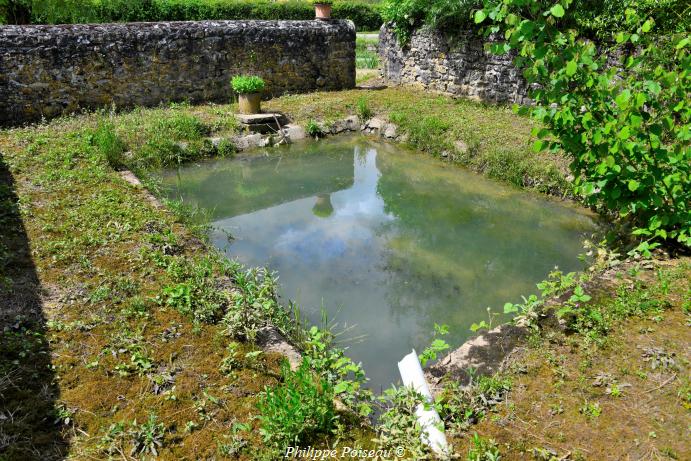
231;75;265;94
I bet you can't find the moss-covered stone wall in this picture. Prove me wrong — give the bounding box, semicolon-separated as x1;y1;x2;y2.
379;25;529;105
0;20;355;125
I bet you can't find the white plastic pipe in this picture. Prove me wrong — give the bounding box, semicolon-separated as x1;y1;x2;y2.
398;349;449;456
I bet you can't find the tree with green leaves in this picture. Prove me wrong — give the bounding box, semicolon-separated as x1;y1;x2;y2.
474;0;690;253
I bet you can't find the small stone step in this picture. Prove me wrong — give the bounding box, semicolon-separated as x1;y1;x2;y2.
235;112;289;134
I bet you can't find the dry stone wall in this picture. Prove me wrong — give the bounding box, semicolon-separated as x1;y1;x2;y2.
379;25;530;105
0;20;355;125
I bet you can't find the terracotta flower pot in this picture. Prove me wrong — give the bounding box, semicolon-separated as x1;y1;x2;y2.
314;4;332;20
238;93;261;115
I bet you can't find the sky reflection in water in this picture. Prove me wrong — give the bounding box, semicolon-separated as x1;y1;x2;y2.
160;136;597;389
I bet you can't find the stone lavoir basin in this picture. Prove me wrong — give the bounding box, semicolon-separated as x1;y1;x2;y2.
158;136;597;389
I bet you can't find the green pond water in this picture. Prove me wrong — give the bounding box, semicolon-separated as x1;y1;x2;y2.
159;136;597;389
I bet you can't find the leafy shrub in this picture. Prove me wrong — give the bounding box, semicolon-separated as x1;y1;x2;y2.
571;0;691;40
257;360;336;449
382;0;690;44
476;1;691;251
0;0;30;24
8;0;383;31
231;75;265;94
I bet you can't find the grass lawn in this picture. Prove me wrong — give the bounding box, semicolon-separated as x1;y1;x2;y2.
1;86;687;460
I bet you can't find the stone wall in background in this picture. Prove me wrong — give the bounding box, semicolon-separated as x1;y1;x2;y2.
379;25;530;105
0;20;355;125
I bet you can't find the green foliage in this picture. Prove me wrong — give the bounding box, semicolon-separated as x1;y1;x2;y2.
467;433;501;461
406;116;450;154
437;374;511;432
8;0;383;31
383;0;689;44
156;112;208;139
127;111;213;169
502;294;541;330
257;360;336;449
419;323;450;366
0;0;30;24
382;0;480;44
216;138;236;157
160;256;228;324
375;386;430;459
356;96;373;120
88;121;127;170
97;413;167;456
356;36;380;69
571;0;691;40
477;1;691;251
129;414;166;457
470;307;499;332
579;400;602;419
231;75;265;94
302;326;374;416
222;264;296;342
306;119;324;138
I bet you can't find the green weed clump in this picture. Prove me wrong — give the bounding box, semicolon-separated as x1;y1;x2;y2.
356;96;373;121
132;112;213;168
88;121;127;169
305;119;324;138
257;360;336;450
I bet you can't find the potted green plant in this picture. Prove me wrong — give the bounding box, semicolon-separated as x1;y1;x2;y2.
313;0;333;20
231;75;265;115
